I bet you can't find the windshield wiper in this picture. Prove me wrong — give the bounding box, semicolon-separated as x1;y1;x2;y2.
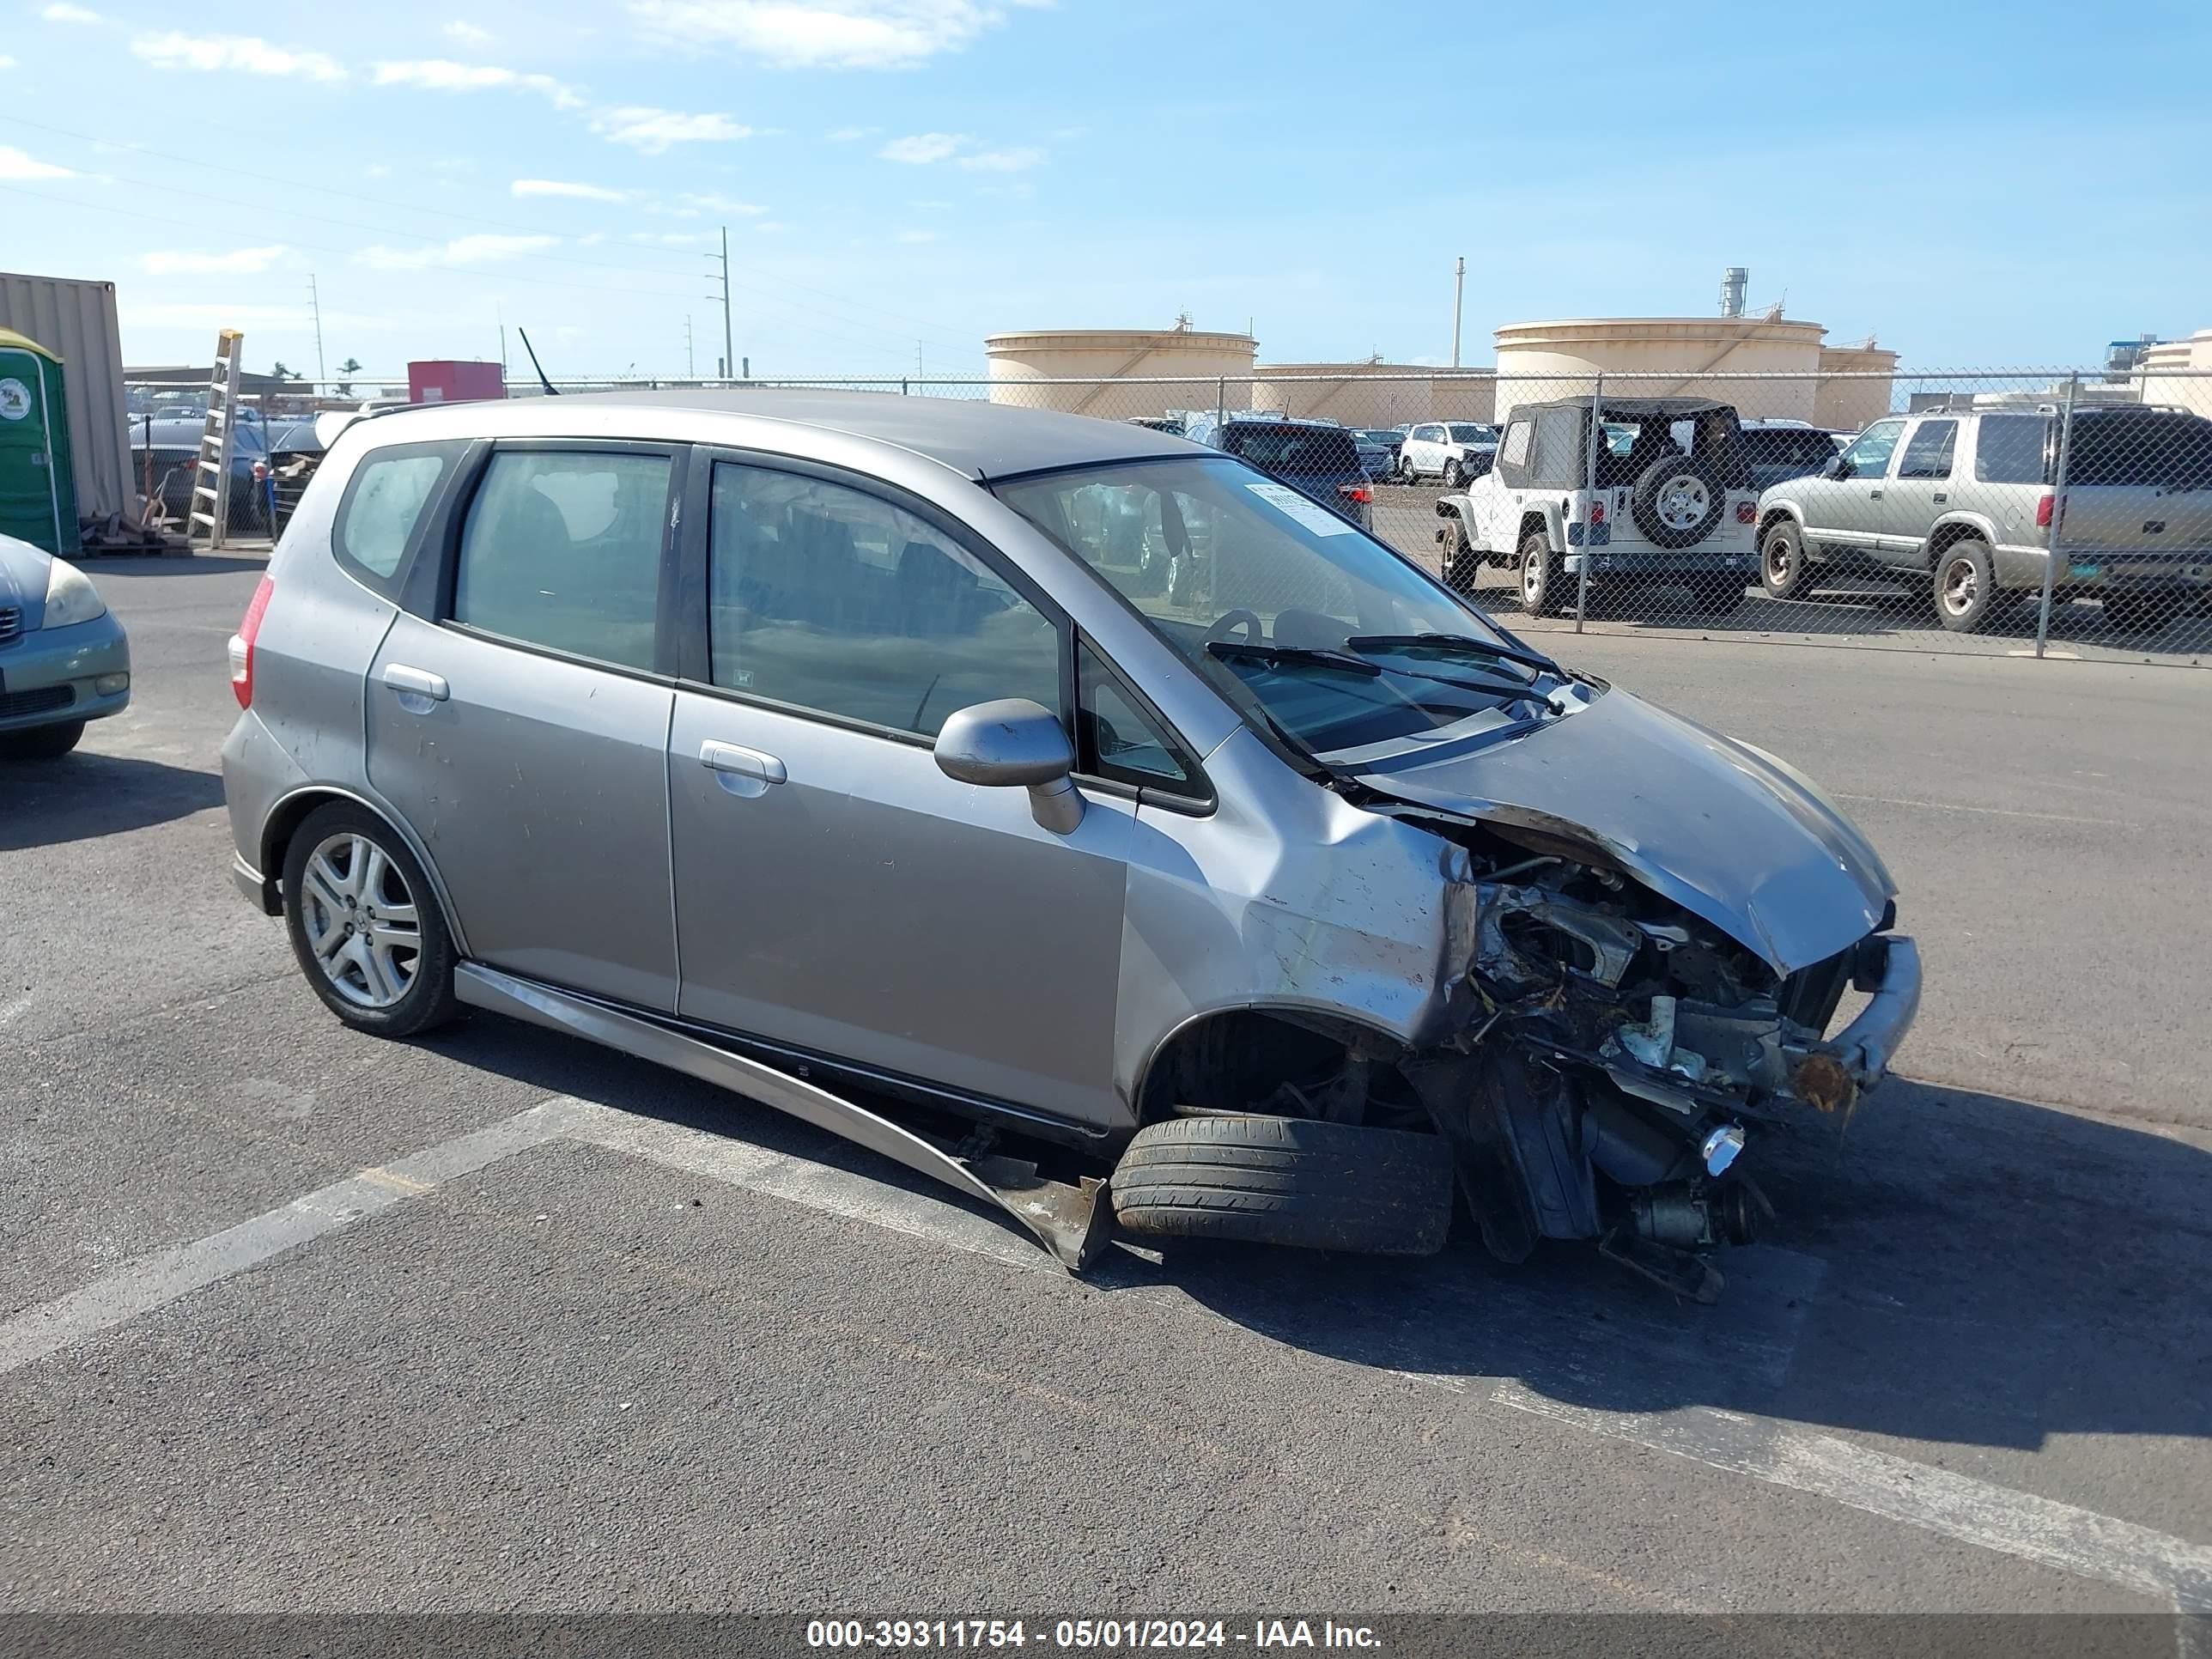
1205;641;1381;677
1345;632;1563;681
1210;638;1562;714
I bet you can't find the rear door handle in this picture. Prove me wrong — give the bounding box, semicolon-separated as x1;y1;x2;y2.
1869;489;1884;499
700;739;787;786
381;663;449;702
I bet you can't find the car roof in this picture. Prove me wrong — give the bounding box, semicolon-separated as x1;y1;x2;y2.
1517;396;1736;419
363;387;1199;481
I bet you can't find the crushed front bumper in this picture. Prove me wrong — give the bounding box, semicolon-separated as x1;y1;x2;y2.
1829;934;1922;1094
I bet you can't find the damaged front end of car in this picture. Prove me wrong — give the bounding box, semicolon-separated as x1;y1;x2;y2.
1334;713;1921;1301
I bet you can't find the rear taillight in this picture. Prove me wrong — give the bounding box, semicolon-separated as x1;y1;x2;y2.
1339;484;1372;505
1589;500;1606;524
2035;491;2056;529
230;574;273;709
1736;501;1757;524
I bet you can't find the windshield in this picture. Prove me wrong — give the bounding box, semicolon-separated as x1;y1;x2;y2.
995;455;1564;756
1446;424;1493;444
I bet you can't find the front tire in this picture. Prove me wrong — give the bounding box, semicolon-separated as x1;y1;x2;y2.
1112;1115;1454;1257
0;720;85;760
1443;457;1465;487
281;802;459;1037
1934;538;1998;633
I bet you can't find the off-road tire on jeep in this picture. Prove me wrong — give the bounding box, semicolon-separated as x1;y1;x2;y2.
0;720;86;760
1631;455;1725;550
1760;519;1809;600
1111;1114;1454;1256
1934;537;1999;633
1518;527;1564;617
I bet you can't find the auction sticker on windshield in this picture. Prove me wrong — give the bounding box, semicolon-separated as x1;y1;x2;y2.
1245;481;1354;537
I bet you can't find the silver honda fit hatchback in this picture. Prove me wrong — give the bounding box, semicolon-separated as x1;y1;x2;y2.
221;391;1918;1297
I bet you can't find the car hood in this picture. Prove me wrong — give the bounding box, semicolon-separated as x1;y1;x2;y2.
1349;686;1895;975
0;532;50;628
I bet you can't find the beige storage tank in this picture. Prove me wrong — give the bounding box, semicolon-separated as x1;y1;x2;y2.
985;326;1257;420
1492;317;1827;424
1250;362;1495;427
1813;343;1901;432
2136;331;2212;418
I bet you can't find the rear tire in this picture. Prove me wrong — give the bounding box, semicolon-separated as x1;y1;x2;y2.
2103;594;2168;636
1517;528;1565;617
1934;538;1998;633
281;801;460;1038
1112;1115;1454;1257
0;720;85;760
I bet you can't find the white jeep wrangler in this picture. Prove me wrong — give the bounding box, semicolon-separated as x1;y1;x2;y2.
1435;397;1761;617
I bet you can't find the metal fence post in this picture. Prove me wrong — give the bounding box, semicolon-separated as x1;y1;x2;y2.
1216;377;1225;434
2034;372;2079;659
1575;373;1602;633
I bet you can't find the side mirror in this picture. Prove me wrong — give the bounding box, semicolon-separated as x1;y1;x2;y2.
1821;453;1846;479
933;698;1084;835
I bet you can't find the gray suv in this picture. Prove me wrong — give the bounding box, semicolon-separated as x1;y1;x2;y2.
220;390;1918;1298
1756;406;2212;632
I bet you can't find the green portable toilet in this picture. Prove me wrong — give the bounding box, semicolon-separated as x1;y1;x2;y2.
0;327;80;555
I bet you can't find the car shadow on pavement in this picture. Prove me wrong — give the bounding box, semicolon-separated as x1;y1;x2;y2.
426;1012;2211;1458
0;754;226;851
77;555;270;579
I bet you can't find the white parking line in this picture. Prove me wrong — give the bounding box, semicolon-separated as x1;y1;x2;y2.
4;1094;2208;1621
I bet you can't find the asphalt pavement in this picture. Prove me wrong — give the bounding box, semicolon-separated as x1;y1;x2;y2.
3;554;2209;1627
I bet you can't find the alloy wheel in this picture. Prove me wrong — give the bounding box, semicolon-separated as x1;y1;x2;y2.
298;831;422;1009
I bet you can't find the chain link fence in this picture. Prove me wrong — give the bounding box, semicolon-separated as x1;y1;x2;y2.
125;365;2212;665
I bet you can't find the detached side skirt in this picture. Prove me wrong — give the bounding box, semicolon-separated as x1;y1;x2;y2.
453;963;1115;1272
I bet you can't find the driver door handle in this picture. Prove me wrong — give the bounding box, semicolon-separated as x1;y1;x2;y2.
381;663;449;702
1869;488;1883;499
700;740;787;785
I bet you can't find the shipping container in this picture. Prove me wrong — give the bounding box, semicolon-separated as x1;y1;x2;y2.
0;271;136;526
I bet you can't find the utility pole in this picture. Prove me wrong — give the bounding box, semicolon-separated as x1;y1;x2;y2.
496;301;507;381
684;314;696;380
1451;255;1466;368
705;228;734;384
307;273;327;386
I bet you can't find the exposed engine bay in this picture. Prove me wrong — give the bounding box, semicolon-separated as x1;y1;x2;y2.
1300;793;1920;1302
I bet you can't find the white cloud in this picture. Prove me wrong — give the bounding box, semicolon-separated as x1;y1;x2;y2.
879;131;966;164
957;144;1042;172
629;0;1028;70
142;245;289;276
372;58;581;107
0;55;16;70
0;145;74;180
42;3;100;23
627;231;708;246
591;106;751;152
894;228;937;244
132;33;347;81
827;125;878;142
355;233;558;270
680;191;769;214
513;179;627;201
444;20;492;44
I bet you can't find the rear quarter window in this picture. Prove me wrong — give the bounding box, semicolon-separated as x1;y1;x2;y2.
333;440;467;590
1972;416;2051;485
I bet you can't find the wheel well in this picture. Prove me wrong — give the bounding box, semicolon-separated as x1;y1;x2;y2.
1758;507;1797;539
259;790;455;939
1926;521;1987;558
1517;511;1549;549
1133;1008;1411;1128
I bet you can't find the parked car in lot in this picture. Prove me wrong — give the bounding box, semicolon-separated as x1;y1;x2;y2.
130;414;274;535
1351;428;1405;479
219;390;1918;1298
1397;422;1498;485
1755;406;2212;631
1437;397;1760;617
1739;419;1851;492
0;532;131;758
1180;412;1375;531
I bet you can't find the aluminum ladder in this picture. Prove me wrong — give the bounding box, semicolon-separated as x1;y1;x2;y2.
187;329;245;550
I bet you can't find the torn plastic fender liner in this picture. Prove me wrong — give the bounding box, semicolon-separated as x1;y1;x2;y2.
453;963;1115;1272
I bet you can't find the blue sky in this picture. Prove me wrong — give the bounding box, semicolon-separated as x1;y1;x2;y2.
3;0;2206;382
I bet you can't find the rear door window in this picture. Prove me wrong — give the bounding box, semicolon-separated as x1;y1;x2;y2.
451;449;674;672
